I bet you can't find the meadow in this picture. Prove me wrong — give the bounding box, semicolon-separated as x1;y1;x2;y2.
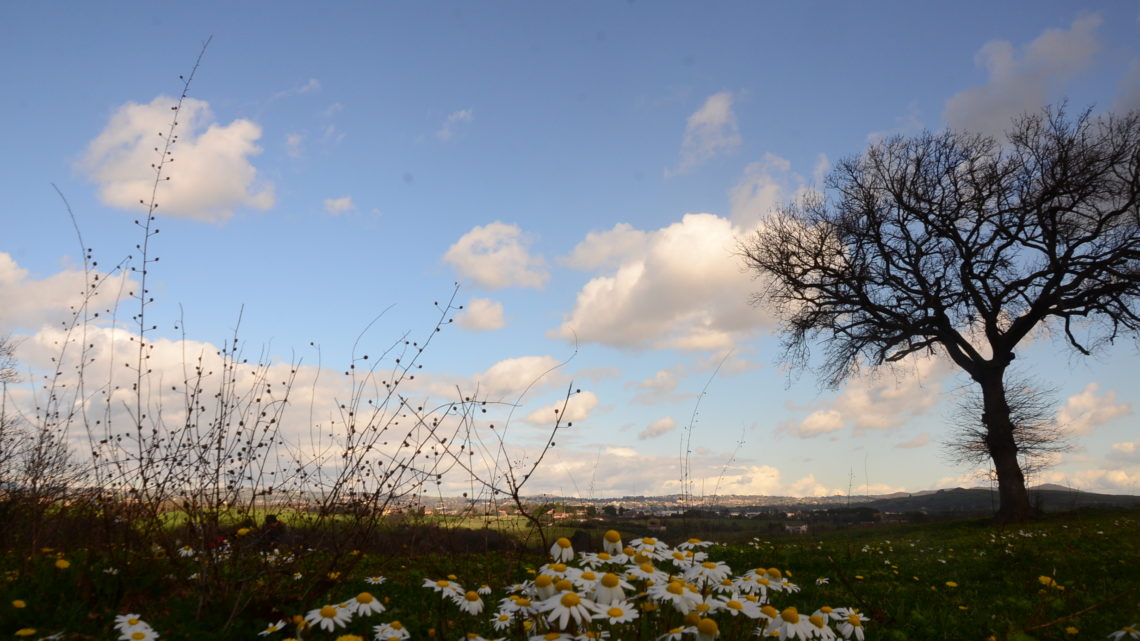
1;505;1136;641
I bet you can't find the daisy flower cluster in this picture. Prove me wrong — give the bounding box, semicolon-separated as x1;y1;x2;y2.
427;532;868;640
114;614;159;641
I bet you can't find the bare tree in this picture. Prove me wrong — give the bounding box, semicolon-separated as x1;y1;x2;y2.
0;335;15;384
944;373;1070;481
741;106;1140;523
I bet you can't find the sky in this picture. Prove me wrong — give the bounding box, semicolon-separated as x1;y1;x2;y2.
1;2;1138;500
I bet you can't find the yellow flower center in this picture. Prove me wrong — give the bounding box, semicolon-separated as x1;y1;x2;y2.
560;592;581;607
581;571;596;580
12;600;27;609
810;615;826;629
757;577;771;586
847;614;863;627
601;573;620;588
556;537;572;548
516;598;531;607
820;606;833;614
667;582;684;595
604;530;621;543
639;562;655;573
390;622;403;630
356;592;374;604
767;568;782;579
673;551;686;560
701;561;717;569
131;633;146;641
535;574;553;588
551;563;567;573
607;606;624;617
761;605;778;619
436;579;450;588
688;538;702;544
781;607;799;624
643;537;657;545
465;590;479;602
319;605;337;618
695;603;710;613
623;546;635;556
127;619;140;626
598;552;612;560
697;618;718;635
554;579;573;592
544;634;561;641
726;600;743;610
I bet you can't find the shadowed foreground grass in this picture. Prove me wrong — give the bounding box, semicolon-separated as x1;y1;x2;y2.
1;506;1136;641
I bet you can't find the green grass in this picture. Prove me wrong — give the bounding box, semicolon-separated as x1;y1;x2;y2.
2;508;1136;641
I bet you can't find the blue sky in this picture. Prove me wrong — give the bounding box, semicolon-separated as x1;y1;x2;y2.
2;2;1138;498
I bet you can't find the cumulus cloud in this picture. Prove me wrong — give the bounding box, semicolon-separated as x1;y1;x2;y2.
637;417;677;440
0;252;131;333
469;355;566;400
670;91;741;176
457;298;505;331
552;213;775;350
944;14;1103;137
436;108;473;141
1057;382;1132;435
785;353;955;439
80;96;275;222
323;196;355;215
444;222;549;290
1038;467;1140;493
523;390;599;426
1107;440;1140;465
561;223;648;270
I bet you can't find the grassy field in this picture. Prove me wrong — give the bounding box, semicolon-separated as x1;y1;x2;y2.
1;507;1136;641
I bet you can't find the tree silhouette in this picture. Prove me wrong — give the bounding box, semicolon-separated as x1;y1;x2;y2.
741;106;1140;523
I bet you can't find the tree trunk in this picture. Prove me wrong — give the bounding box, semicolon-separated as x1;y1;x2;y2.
978;369;1036;523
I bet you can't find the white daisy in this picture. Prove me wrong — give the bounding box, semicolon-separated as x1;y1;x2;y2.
550;537;575;562
540;591;592;631
258;619;287;636
455;590;485;615
349;591;386;616
590;600;639;624
305;604;352;632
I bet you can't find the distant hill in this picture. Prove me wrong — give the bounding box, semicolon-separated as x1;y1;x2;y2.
857;486;1140;515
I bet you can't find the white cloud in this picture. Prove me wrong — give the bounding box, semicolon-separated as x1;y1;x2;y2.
1038;467;1140;493
524;390;599;426
670;91;741;175
1057;382;1132;435
269;78;321;103
1107;440;1140;465
552;213;775;350
0;252;131;333
785;353;954;439
436;108;473;141
728;154;807;228
562;223;648;270
637;417;677;440
794;409;844;438
80;96;275;222
444;222;549;290
944;14;1103;137
323;196;355;215
468;355;567;400
457;298;505;331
